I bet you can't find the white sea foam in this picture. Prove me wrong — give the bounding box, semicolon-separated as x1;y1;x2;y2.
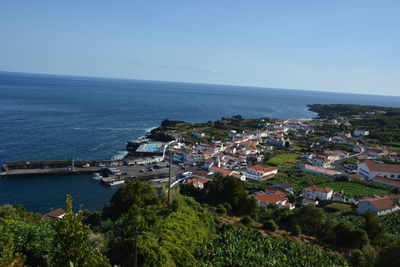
89;143;105;152
111;150;128;160
92;173;104;180
145;126;157;133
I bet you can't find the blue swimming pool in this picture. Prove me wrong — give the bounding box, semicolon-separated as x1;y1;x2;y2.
145;144;162;152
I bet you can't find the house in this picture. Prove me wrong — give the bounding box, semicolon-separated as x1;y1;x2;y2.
353;145;364;153
191;131;205;138
332;192;346;202
358;196;400;216
310;156;331;168
208;166;245;181
320;136;332;142
273;184;294;194
372;176;400;188
353;129;370;137
254;192;294;209
265;186;288;196
42;208;66;220
302;164;341;177
357;160;400;180
183;178;211;189
244;165;278;181
302;197;319;205
366;148;389;159
302;185;333;200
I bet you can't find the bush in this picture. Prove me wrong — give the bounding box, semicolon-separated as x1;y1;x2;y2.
216;204;227;215
263;219;279;232
240;216;253;226
291;225;301;236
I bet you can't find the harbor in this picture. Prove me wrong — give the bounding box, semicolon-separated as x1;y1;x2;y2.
0;139;189;187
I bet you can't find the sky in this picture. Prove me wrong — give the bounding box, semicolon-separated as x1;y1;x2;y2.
0;0;399;96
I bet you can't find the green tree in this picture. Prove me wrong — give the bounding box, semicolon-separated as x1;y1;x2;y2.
0;235;26;267
108;180;161;220
240;216;253;226
362;211;384;245
263;219;279;232
54;195;110;267
206;174;257;216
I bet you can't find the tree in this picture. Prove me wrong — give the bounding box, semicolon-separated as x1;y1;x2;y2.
240;216;253;226
291;225;301;236
376;240;400;267
263;219;279;232
362;211;384;245
216;204;227;215
334;223;368;249
0;235;25;267
291;205;326;235
54;195;110;267
108;180;161;220
205;175;257;216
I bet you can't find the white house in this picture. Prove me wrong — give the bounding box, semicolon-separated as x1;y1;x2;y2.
191;131;205;138
244;165;278;181
357;160;400;180
358;196;400;216
310;156;331;168
254;192;294;209
302;185;333;200
353;129;369;137
302;165;341;177
302;197;319;205
372;176;400;188
353;145;364;153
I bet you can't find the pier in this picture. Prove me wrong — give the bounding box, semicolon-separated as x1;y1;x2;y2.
0;160;120;178
0;159;185;185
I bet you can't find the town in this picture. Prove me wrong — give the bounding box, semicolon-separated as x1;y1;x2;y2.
119;104;400;218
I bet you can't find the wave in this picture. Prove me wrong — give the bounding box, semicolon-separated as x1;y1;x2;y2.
72;126;156;132
89;143;105;152
92;173;104;180
111;150;128;160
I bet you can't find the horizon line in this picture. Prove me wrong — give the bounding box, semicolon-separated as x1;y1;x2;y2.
1;69;399;98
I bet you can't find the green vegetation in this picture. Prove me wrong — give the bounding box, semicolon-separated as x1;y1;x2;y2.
197;226;348;267
264;169;335;191
319;181;391;197
266;153;300;167
309;104;400;143
0;198;110;267
378;210;400;236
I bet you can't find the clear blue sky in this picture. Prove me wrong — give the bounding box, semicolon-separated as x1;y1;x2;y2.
1;0;399;96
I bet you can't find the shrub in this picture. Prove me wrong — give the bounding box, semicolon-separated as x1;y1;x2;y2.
263;219;279;232
240;216;253;226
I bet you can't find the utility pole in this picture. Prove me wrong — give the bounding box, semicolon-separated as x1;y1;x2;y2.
167;149;172;205
133;229;143;267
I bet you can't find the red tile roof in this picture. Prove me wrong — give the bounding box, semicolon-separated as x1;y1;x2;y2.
42;208;65;220
254;193;286;204
209;166;233;176
303;185;333;193
373;176;400;187
363;160;400;173
363;197;398;211
302;197;318;204
304;165;341;176
248;165;278;174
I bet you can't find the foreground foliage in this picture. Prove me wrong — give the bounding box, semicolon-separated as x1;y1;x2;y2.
197;226;348;267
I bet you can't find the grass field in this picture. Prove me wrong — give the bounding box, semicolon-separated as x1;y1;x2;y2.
265;170;335;191
266;153;300;167
319;181;391;197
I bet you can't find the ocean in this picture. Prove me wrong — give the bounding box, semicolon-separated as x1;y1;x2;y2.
1;71;399;213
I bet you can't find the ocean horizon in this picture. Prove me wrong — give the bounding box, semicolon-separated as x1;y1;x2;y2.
1;71;400;213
